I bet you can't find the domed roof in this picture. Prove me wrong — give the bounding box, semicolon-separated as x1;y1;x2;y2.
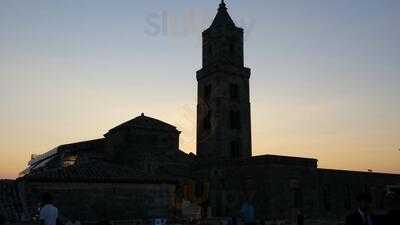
107;113;179;134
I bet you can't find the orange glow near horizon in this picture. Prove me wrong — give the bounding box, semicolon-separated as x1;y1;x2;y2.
1;101;399;179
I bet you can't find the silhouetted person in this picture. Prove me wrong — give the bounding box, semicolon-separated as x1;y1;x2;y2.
346;193;375;225
229;217;238;225
297;210;304;225
240;200;255;225
40;192;59;225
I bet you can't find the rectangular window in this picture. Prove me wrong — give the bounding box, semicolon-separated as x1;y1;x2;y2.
230;140;241;159
345;185;352;210
203;110;212;130
230;83;239;100
204;84;212;102
323;186;331;211
230;110;241;130
63;155;77;167
294;188;303;208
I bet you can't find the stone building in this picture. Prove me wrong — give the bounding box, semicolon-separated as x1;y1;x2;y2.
196;0;251;160
12;114;195;222
0;180;25;223
21;161;177;221
191;1;400;223
1;1;400;224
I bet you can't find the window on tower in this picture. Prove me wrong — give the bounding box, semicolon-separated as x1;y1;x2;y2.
293;187;303;208
344;185;352;210
230;140;241;159
204;84;212;102
229;43;235;53
229;37;238;53
323;185;332;211
229;110;241;130
204;110;212;130
230;83;239;100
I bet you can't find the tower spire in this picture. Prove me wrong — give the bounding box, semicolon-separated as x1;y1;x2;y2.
219;0;227;11
210;0;235;28
196;1;251;160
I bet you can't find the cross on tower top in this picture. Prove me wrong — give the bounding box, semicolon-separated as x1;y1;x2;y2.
219;0;227;10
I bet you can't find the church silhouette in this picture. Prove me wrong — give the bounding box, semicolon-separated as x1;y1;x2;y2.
3;1;399;224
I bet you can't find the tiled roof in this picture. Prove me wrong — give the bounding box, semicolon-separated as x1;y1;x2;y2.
58;138;106;152
20;161;177;184
23;139;106;176
108;114;179;134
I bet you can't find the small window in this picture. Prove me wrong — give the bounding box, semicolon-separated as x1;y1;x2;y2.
195;181;204;197
204;110;212;130
230;110;241;130
204;84;212;102
345;185;352;210
230;44;235;53
323;186;331;211
230;141;241;159
294;188;303;208
63;155;77;167
230;83;239;100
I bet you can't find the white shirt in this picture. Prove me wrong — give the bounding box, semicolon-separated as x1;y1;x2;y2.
40;204;59;225
358;209;372;225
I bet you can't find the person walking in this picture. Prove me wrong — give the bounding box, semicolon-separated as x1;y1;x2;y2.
240;200;255;225
346;193;375;225
39;193;59;225
296;210;304;225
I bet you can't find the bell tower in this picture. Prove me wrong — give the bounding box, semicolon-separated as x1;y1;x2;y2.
196;0;252;160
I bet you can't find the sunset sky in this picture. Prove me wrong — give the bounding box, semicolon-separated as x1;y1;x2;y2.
1;0;400;179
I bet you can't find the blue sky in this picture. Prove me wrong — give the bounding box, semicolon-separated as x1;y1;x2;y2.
1;0;400;178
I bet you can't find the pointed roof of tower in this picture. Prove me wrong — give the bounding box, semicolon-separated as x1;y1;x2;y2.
210;0;236;28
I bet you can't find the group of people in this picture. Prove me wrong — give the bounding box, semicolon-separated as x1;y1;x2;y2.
2;191;397;225
345;193;398;225
237;192;398;225
36;193;115;225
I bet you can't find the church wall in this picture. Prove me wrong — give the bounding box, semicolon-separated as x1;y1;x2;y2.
194;159;318;220
21;181;176;221
105;128;180;168
315;169;400;222
196;67;252;160
194;159;400;224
